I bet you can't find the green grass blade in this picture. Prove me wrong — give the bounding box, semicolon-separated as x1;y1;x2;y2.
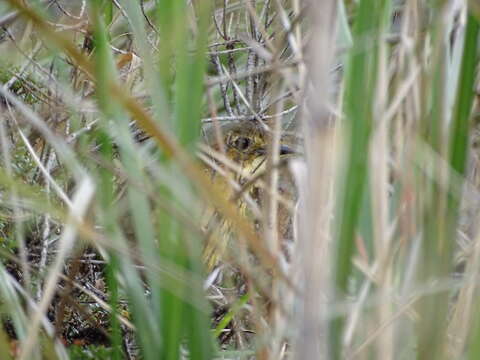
331;0;390;357
453;12;480;360
91;4;161;359
415;4;478;359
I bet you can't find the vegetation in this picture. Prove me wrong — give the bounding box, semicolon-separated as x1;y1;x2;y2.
0;0;479;359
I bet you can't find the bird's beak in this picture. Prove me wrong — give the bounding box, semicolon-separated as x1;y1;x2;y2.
279;144;295;155
256;144;296;156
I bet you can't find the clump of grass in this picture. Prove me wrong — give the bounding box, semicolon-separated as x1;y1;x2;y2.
0;1;479;359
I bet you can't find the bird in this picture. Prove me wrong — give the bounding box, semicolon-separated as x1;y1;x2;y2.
200;120;298;271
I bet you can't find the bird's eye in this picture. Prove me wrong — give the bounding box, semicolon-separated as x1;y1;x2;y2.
234;137;251;151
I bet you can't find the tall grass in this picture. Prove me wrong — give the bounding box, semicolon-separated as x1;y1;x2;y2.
0;0;479;359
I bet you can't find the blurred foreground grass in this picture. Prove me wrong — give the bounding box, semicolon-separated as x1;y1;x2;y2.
0;1;479;359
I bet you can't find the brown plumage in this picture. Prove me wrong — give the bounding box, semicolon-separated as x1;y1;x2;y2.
201;121;298;270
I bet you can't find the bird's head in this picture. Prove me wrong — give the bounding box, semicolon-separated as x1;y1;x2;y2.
224;123;266;163
204;121;296;170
